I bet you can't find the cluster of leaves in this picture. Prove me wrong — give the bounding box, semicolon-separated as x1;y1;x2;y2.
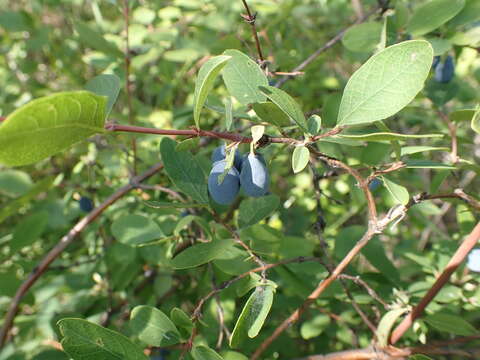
0;0;480;360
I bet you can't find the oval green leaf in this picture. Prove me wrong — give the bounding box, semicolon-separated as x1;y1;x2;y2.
292;146;310;174
230;285;275;348
171;239;234;269
193;55;231;129
222;49;268;105
111;214;163;246
252;102;291;127
58;318;148;360
337;41;433;126
407;0;465;36
85;74;121;117
129;305;181;346
424;313;477;336
160;137;209;204
381;176;409;205
259;86;308;132
0;91;106;167
238;195;280;229
342;22;383;53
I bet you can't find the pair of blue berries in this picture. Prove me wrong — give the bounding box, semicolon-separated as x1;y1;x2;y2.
208;145;269;205
433;55;454;83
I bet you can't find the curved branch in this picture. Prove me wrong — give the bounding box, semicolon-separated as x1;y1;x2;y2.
0;162;164;348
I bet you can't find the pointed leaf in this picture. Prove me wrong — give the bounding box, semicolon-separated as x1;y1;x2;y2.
259;86;308;132
230;285;275;348
171;239;234;269
337;41;433;126
222;49;268;105
382;176;409;205
129;305;181;346
160;138;209;204
0;91;106;166
424;313;477;336
58;318;148;360
292;146;310;174
193;55;231;129
85;74;121;117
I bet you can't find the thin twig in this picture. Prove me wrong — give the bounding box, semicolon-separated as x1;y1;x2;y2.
240;0;265;63
0;162;164;348
275;6;379;87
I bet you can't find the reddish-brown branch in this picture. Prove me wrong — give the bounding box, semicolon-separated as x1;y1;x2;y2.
106;123;345;145
390;221;480;344
241;0;265;63
0;162;164;348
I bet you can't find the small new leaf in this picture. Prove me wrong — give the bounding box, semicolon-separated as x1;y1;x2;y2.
292;146;310;173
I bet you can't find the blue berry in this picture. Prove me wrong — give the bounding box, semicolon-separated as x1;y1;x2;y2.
79;196;93;212
211;145;243;171
368;177;382;191
434;55;454;83
467;249;480;272
240;154;269;197
208;160;240;205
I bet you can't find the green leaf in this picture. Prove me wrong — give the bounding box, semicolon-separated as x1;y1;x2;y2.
144;201;208;209
405;160;456;170
193;55;231;129
382;176;409;205
407;0;465;36
174;215;213;239
471;105;480;134
409;355;433;360
238;195;280;229
129;305;181;346
74;22;123;57
307;115;322;135
0;170;33;197
426;37;452;56
450;108;475;122
292;146;310;174
230;285;275;348
11;211;49;251
225;96;233;131
376;308;408;347
448;0;480;27
424;313;477;336
111;214;163;246
342;22;383;53
85;74;121;117
339;132;443;142
259;86;308;132
363;237;401;285
400;146;449;156
160;138;209;204
300;314;331;340
252;102;291;127
58;318;148;360
0;177;54;224
0;91;106;166
337;41;433;126
191;345;224;360
175;137;200;151
222;49;268;105
171;239;234;269
170;307;194;337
